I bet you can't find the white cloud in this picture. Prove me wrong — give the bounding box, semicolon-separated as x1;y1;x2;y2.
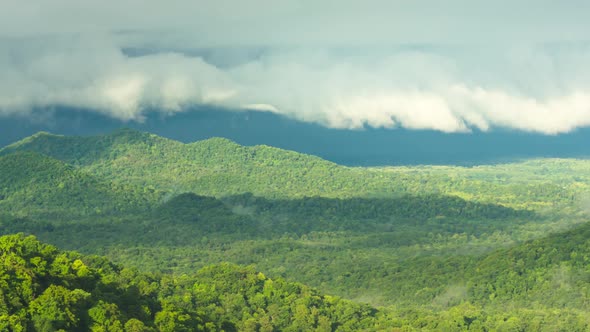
1;1;590;134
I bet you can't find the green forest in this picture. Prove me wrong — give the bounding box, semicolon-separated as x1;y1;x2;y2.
2;129;590;330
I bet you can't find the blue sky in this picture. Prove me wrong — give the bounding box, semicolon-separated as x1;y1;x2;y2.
1;1;590;135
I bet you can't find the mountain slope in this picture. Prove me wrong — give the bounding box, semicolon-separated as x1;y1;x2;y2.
2;130;590;330
0;234;388;331
0;129;175;166
467;220;590;308
2;129;584;211
4;231;590;332
1;129;403;199
0;151;159;217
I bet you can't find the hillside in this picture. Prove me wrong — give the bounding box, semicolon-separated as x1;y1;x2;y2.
0;129;373;199
2;129;590;330
3;228;590;331
468;220;590;308
2;129;586;211
0;151;160;217
0;234;387;331
0;129;175;166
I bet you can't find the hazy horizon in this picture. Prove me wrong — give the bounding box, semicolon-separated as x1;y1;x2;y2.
2;1;590;136
2;108;590;167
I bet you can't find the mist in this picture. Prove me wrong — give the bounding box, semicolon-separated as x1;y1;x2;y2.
2;1;590;134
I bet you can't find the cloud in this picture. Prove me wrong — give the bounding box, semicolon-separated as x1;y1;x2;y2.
1;1;590;134
3;1;589;46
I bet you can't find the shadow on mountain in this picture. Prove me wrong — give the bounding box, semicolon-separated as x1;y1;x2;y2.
4;107;590;166
154;192;534;238
155;193;256;234
0;192;535;252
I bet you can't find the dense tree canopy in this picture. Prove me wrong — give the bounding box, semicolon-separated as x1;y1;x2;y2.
2;129;590;330
0;234;392;331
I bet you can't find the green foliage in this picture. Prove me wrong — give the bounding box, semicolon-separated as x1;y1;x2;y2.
2;129;586;212
155;193;256;235
0;152;161;218
0;234;393;331
29;285;91;331
3;129;590;330
223;193;531;234
0;234;164;331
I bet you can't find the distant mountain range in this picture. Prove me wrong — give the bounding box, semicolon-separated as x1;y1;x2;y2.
2;107;590;166
1;129;534;219
2;128;590;330
2;128;586;212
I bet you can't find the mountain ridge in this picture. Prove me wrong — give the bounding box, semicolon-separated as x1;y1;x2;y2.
0;128;584;211
0;129;384;199
0;151;161;217
2;129;590;330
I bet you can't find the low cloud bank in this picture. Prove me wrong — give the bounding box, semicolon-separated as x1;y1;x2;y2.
2;37;590;135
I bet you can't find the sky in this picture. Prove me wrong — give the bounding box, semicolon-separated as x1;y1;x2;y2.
5;108;590;166
1;1;590;146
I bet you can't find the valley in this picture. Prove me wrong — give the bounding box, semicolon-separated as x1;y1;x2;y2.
2;129;590;330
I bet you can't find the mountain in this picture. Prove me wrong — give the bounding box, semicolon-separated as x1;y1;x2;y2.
153;193;257;235
0;129;174;166
468;220;590;308
4;107;590;166
3;227;590;331
2;128;584;211
1;128;403;199
0;234;386;331
2;129;590;330
0;151;160;217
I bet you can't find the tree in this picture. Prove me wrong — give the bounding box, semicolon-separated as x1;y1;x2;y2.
29;285;90;331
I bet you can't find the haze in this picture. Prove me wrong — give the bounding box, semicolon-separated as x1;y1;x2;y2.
2;1;590;135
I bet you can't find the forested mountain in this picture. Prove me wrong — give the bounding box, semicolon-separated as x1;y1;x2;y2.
468;220;590;308
4;226;590;331
1;129;369;199
0;151;160;217
0;234;387;331
2;129;585;211
2;129;590;330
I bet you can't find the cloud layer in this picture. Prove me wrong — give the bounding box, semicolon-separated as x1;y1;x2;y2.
2;1;590;134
